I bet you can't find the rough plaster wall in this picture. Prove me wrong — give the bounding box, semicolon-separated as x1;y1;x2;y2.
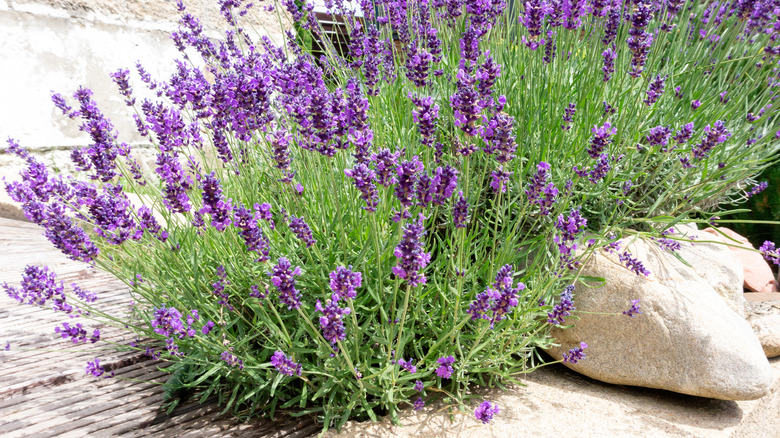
0;0;288;218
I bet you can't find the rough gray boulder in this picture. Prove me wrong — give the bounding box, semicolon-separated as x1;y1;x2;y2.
547;237;773;400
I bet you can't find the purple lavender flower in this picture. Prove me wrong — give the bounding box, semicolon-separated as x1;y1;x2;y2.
415;173;434;208
151;306;185;338
221;351;244;369
211;266;232;310
435;355;456;378
468;265;525;326
644;75;667;106
674;86;684;99
201;320;215;335
155;153;193;214
561;102;576;130
233;205;270;262
329;266;362;301
547;285;575;325
525;162;557;215
626;1;654;77
372;148;401;187
483;112;517;163
474;400;499;424
554;208;587;270
395;157;425;208
3;265;65;307
520;0;548;49
602;6;621;46
476;51;502;102
398;358;417;374
646;126;672;148
315;297;351;347
490;167;513;194
673;122;695;144
719;90;729;104
619;251;651;276
603;101;616;115
760;241;779;265
55;322;88;343
392;214;431;287
270;351;302;376
602;47;617;82
587;122;617;158
453;191;469;228
747;181;768;197
289;216;316;247
199;173;233;231
405;45;434;87
137;206;168;242
430;165;459;205
414;380;424;392
623;299;643;317
562;342;588;364
451;67;483;136
691;99;702;110
110;68;135;106
409;93;440;147
692;121;731;160
269;258;303;310
413;397;425;410
86;358;113;378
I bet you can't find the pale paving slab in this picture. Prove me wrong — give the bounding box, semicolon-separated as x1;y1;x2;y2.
326;358;780;437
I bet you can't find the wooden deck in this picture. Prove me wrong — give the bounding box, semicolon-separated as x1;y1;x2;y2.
0;218;318;437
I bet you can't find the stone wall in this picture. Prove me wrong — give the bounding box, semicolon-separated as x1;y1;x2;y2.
0;0;287;219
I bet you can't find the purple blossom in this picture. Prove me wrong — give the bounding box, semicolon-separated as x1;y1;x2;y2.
602;47;617;82
372;148;401;187
451;67;483;136
270;351;302;376
410;93;440;147
315;297;351;347
490;167;513;194
3;265;65;307
392;214;431;287
692;121;731;160
55;322;89;343
644;75;667;106
405;44;434;87
413;397;425;410
221;351;244;369
760;241;780;265
289;216;316;247
474;400;499;424
211;266;232;310
468;265;525;326
646;125;672;148
562;342;588;364
453;191;469;228
525;162;557;215
415;173;434;208
269;257;303;310
554;208;587;270
547;285;575;325
520;0;548;49
619;251;651;276
233;204;271;262
435;355;456;378
543;31;557;64
86;358;113;378
561;103;576;130
626;1;654;77
747;181;768;197
395;157;425;208
398;358;417;374
587;122;617;159
691;99;702;110
482;112;517;163
329;266;362;301
199;173;233;231
414;380;424;392
201;320;215;335
138;206;168;242
476;51;502;102
155;153;193;213
602;6;621;46
673;122;695;144
430;165;459;205
151;306;185;338
623;299;643;317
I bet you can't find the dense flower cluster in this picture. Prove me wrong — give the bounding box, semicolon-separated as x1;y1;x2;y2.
270;350;302;376
269;258;303;310
474;400;499;424
547;285;575;325
329;266;362;300
562;342;588;364
468;265;525;327
435;355;455;378
392;214;431;287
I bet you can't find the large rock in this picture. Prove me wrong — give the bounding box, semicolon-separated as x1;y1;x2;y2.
703;227;780;293
548;237;773;400
745;293;780;358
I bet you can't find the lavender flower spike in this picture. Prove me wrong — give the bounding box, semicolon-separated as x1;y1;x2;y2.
760;241;780;265
329;266;362;301
562;342;588;364
270;351;302;376
623;299;642;317
269;257;303;310
474;400;499;424
392;214;431;287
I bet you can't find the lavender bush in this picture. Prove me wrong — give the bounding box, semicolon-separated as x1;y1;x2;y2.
4;0;780;429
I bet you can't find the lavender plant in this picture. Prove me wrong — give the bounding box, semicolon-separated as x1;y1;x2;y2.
4;0;780;430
